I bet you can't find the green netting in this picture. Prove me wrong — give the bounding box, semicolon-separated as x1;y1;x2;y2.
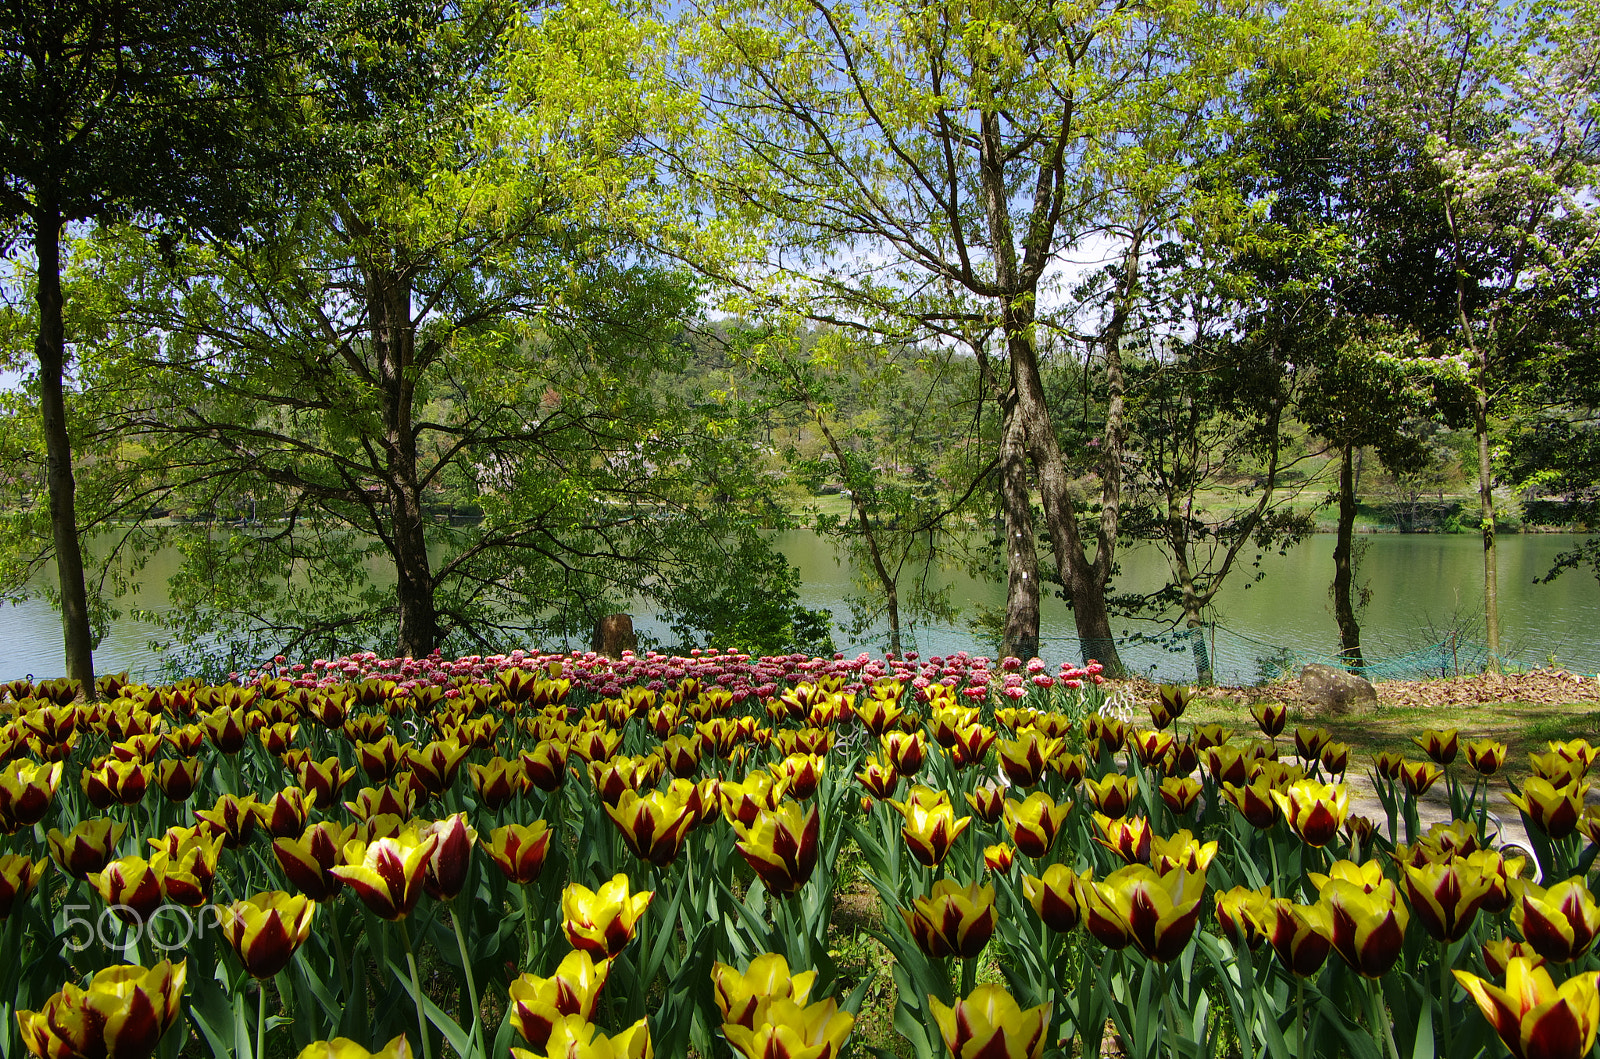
1043;626;1549;688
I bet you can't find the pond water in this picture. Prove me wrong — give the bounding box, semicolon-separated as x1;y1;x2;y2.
2;531;1596;685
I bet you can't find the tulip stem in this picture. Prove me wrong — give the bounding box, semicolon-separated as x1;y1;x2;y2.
1365;977;1401;1059
256;979;267;1059
1440;944;1453;1058
397;917;435;1059
449;906;486;1059
517;882;538;966
1294;977;1305;1059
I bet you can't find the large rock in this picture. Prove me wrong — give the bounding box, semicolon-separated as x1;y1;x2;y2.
591;613;638;659
1300;662;1378;716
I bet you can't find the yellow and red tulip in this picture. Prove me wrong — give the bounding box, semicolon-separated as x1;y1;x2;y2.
1398;759;1444;797
295;1037;414;1059
1083;773;1138;819
1149;830;1218;875
929;984;1049;1059
562;874;653;958
604;788;698;867
984;843;1015;873
407;739;471;796
522;739;571;792
1511;877;1600;963
151;829;224;907
482;821;553;884
509;949;612;1048
329;826;439;920
855;756;900;800
734;802;821;895
420;812;478;900
1485;939;1548;978
881;730;928;778
468;757;528;810
1320;878;1410;977
0;854;46;918
1271;779;1349;847
261;786;318;840
1413;728;1459;766
1264;899;1333;977
964;785;1006;824
1507;778;1590;840
511;1014;651;1059
712;953;817;1029
1023;864;1088;934
0;760;62;828
1092;812;1152;865
1220;780;1277;830
273;821;355;901
1403;857;1495;942
193;792;261;849
1083;865;1208;962
1454;957;1600;1059
903;880;997;960
219;890;317;977
1465;739;1509;776
1214;885;1271;950
1159;776;1203;816
1250;701;1288;738
81;757;149;809
1149;685;1191;730
889;786;970;868
996;731;1059;787
722;996;853;1059
17;960;187;1059
87;856;164;926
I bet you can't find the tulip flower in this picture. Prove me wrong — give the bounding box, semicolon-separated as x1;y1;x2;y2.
964;784;1006;824
147;757;201;803
1160;776;1203;816
194;793;261;849
946;722;997;769
881;730;928;777
0;854;46;918
511;1014;651;1059
856;695;907;736
1083;773;1138;818
290;756;354;809
1412;728;1459;766
712;953;817;1029
0;759;62;828
1320;878;1410;977
984;843;1015;873
17;960;187;1059
1467;849;1529;914
1309;858;1387;894
1344;814;1376;854
1549;738;1599;770
467;757;528;811
1149;830;1218;875
659;734;701;778
345;781;420;822
1249;701;1287;738
735;802;821;895
721;772;784;828
1371;752;1405;781
1129;729;1176;770
509;950;612;1048
605;788;698;867
522;739;571;792
722;997;854;1059
889;786;971;868
903;880;997;960
1398;758;1444;797
1084;714;1128;756
1271;779;1349;847
1092;812;1152;865
930;984;1049;1059
1149;685;1191;730
152;829;225;907
1455;957;1600;1059
203;706;251;753
854;756;900;800
483;821;554;884
1507;778;1590;840
296;1038;414;1059
330;827;439;920
259;786;318;840
1319;741;1351;778
258;721;300;756
420;813;478;901
1202;746;1249;788
1023;864;1088;933
85;856;163;926
1465;738;1509;776
1292;726;1330;763
49;815;128;883
1220;780;1277;830
219;890;317;978
562;873;653;959
772;755;825;800
406;739;471;796
1403;857;1494;943
1512;877;1600;963
1214;885;1271;950
1484;939;1546;978
1189;724;1231;750
82;757;149;809
997;731;1060;787
273;821;354;902
1083;865;1208;962
1049;750;1088;785
1265;899;1333;977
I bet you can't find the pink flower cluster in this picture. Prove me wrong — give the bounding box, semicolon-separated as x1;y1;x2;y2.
245;647;1105;704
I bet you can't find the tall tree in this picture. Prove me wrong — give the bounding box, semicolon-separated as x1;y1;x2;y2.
1377;0;1600;663
0;0;294;692
73;0;793;665
657;0;1351;673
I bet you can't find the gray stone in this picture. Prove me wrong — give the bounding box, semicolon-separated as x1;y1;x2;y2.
1300;662;1378;716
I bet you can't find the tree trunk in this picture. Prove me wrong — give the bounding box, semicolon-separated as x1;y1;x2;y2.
1475;365;1500;668
370;264;436;658
34;200;97;698
998;385;1040;662
1332;444;1364;670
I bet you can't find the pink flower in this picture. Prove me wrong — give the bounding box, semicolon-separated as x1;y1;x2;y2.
1031;674;1055;688
1003;686;1027;700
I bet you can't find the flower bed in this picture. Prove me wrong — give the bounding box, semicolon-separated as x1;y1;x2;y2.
0;651;1596;1059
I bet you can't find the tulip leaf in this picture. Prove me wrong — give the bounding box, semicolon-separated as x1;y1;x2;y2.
1313;994;1384;1059
384;952;474;1059
184;971;239;1059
